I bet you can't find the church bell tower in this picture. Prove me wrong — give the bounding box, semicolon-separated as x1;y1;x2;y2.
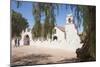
66;14;73;24
65;14;82;51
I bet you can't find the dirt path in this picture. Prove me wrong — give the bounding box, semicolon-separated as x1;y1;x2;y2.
11;45;77;66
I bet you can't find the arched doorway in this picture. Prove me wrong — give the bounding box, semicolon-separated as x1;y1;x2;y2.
53;36;58;40
24;35;30;45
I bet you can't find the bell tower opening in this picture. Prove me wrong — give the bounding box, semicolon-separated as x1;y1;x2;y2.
66;14;73;24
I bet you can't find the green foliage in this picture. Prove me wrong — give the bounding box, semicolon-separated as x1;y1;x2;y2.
44;3;57;40
66;5;96;61
32;3;42;39
32;3;58;40
11;10;29;38
75;6;96;61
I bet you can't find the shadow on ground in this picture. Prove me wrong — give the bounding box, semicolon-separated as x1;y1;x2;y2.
11;53;80;67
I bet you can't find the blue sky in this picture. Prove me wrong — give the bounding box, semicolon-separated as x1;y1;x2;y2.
11;0;83;33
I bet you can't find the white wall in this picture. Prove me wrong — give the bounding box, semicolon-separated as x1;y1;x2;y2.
20;29;33;46
53;27;65;41
65;23;83;51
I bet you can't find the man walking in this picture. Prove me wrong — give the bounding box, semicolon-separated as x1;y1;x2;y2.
18;37;20;47
15;38;17;47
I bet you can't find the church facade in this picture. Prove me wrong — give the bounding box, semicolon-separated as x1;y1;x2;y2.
12;14;83;51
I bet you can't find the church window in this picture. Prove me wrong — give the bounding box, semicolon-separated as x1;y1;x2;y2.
54;29;56;34
53;36;57;40
68;18;71;23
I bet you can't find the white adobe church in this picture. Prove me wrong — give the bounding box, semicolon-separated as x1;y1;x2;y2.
12;14;83;52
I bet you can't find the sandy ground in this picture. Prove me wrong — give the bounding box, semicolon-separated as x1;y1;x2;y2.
11;45;77;66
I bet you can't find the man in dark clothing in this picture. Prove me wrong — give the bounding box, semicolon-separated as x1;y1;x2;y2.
18;39;20;47
15;38;17;47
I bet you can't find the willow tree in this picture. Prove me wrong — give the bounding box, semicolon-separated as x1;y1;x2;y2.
67;5;96;61
32;3;43;40
76;6;96;61
32;3;59;40
43;3;58;40
11;10;29;38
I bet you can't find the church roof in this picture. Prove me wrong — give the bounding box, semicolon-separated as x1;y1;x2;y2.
56;26;65;32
